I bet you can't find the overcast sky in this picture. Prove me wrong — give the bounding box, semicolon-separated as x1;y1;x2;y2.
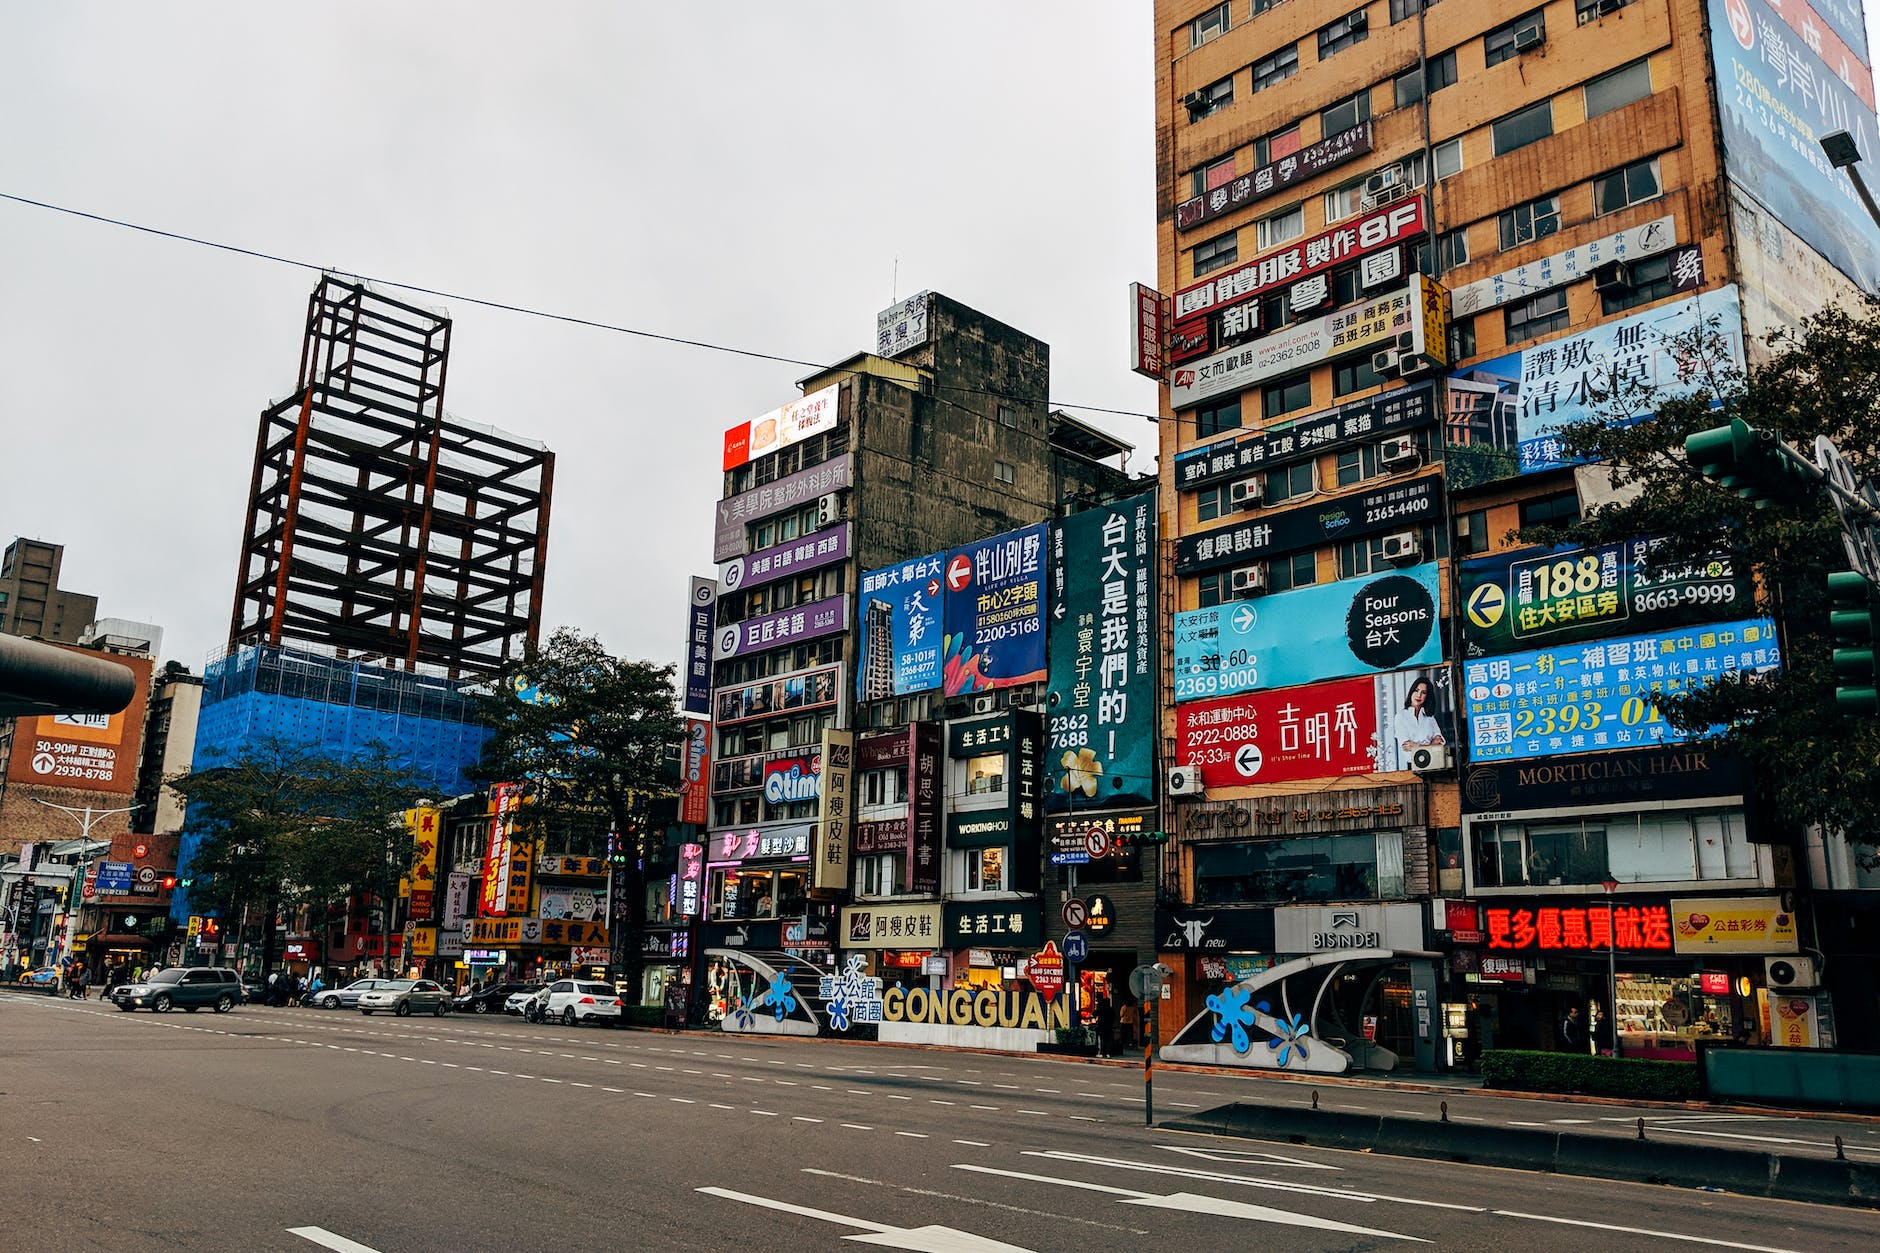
0;3;1159;675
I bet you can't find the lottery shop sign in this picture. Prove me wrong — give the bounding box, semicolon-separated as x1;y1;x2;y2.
1483;899;1674;952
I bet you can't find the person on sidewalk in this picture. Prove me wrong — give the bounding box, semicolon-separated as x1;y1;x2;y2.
1560;1005;1587;1052
1093;993;1117;1058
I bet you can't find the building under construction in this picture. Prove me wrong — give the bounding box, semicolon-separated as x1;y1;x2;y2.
229;277;553;680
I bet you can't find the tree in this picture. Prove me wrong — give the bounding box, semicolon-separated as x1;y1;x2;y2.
170;738;428;972
471;628;686;1001
1530;298;1880;853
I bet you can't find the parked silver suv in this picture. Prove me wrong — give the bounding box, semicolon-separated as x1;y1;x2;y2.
112;966;242;1014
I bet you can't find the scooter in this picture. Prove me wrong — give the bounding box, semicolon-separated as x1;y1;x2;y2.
522;990;550;1024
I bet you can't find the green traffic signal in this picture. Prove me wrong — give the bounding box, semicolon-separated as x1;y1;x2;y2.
1829;570;1880;715
1684;418;1816;506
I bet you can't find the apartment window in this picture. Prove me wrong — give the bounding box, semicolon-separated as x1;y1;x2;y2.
1197;485;1224;522
1437;227;1469;272
1455;508;1490;556
1474;811;1756;887
1252;44;1301;92
996;403;1018;428
1196;397;1242;438
964;847;1007;893
993;459;1016;486
1318;9;1370;60
1337;533;1393;578
1499;194;1561;250
1391;0;1437;20
1320;89;1371;138
1601;251;1679;314
1263;372;1313;419
1264;460;1316;504
1519;490;1581;530
1593;158;1662;215
858;854;900;898
1255;124;1303;167
1577;0;1632;20
1492;101;1553;156
1336;443;1381;486
1253;0;1285;11
1394;50;1457;107
1449;317;1477;362
1333;354;1385;397
1198;573;1225;608
1193;230;1239;276
1256;204;1305;250
1484;10;1545;67
1189;155;1237;198
1506;289;1570;342
1585;59;1651;119
1187;3;1230;49
1433;137;1463;180
1267;550;1318;592
1330;263;1363;308
1188;75;1236;119
1324;180;1365;222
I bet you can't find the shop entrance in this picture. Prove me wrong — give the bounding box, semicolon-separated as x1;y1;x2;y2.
1323;962;1415;1064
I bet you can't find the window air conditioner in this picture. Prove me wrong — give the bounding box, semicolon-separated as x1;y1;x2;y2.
1512;23;1544;52
1349;10;1369;31
1593;261;1631;295
1183;90;1210;113
1363;166;1403;199
1359;183;1406;212
1230;564;1269;595
1596;0;1627;15
1166;765;1205;797
1381;531;1423;563
1380;435;1421;468
1373;348;1403;377
1409;744;1452;773
972;694;997;714
1765;955;1820;990
1228;477;1264;510
816;492;843;529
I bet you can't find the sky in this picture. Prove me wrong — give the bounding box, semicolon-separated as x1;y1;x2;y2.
0;3;1160;676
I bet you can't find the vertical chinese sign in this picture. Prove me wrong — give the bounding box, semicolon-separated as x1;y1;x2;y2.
815;729;854;893
480;783;518;917
406;806;440;921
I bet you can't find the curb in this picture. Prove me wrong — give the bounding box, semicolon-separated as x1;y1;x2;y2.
1165;1102;1880;1210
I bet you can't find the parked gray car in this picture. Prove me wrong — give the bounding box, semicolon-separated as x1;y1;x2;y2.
357;979;450;1017
112;967;241;1014
310;978;395;1010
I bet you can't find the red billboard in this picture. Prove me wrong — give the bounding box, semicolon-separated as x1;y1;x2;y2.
1175;675;1381;788
679;719;710;827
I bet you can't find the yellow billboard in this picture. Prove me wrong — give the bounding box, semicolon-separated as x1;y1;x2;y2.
1670;896;1799;955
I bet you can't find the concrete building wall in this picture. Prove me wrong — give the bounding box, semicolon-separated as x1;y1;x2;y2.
0;537;97;644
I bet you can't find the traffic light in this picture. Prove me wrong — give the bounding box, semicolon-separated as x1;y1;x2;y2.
1110;828;1137;852
161;875;177;890
1140;830;1171;845
1829;570;1880;715
1684;418;1817;506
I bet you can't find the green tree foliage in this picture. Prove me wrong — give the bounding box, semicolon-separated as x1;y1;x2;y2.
1529;299;1880;850
471;628;685;999
170;738;428;970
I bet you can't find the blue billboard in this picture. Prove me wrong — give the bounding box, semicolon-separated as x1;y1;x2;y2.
942;524;1048;695
1447;287;1744;477
1710;0;1880;293
856;553;946;701
1172;563;1444;702
1463;616;1782;762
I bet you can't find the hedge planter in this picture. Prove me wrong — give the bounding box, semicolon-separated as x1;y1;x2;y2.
1481;1049;1700;1101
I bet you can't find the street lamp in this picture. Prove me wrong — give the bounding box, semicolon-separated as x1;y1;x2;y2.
1821;130;1880;230
1602;876;1620;1058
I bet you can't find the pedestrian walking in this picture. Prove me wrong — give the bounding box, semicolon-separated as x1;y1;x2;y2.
1117;997;1139;1051
1560;1004;1587;1051
1093;993;1117;1058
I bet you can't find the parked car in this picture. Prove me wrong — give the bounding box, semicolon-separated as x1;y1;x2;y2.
18;967;59;990
539;978;624;1027
112;967;241;1013
453;981;531;1015
310;978;394;1010
504;985;546;1016
357;979;450;1017
242;978;267;1004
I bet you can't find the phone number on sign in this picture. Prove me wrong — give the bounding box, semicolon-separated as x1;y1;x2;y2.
1182;721;1259;746
1173;665;1259;701
1634;583;1736;612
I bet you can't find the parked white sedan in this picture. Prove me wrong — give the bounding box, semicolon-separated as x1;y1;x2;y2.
539;979;623;1026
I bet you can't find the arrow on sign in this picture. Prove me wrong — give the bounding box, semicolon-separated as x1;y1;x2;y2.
945;554;973;592
699;1187;1036;1251
1233;743;1263;777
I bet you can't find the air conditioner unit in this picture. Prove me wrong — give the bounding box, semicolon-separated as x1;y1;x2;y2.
1228;477;1264;510
1372;348;1403;377
1380;435;1421;468
1183;89;1210;113
1349;10;1369;31
1512;23;1544;52
1765;955;1820;990
1359;183;1406;212
1166;765;1205;797
1596;0;1627;15
1409;744;1452;773
972;694;997;715
1230;564;1269;595
1593;261;1631;295
817;492;843;528
1381;531;1423;563
1363;166;1404;199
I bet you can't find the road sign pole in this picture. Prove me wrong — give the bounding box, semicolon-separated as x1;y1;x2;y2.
1144;989;1156;1126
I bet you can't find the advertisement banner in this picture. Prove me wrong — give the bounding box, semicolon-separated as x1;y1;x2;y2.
1175;122;1373;232
842;902;943;948
1175;667;1456;788
1464;616;1783;762
944;900;1042;948
1174;383;1436;492
1173;196;1427;321
679;718;711;827
504;834;535;916
910;721;942;895
1172;564;1442;702
1460;745;1746;817
480;783;519;917
1460;538;1750;657
762;755;821;805
682;577;715;716
857;552;947;700
1446;287;1745;478
1671;895;1800;954
722;382;841;472
713;594;848;660
6;650;152;795
407;806;440;920
677;842;704;918
714;454;851;562
1483;899;1674;952
1174;474;1441;575
813;730;854;892
1129;282;1168;378
876;292;932;358
1729;183;1869;346
1169;275;1433;410
720;523;850;595
715;663;841;726
942;524;1047;695
1449;216;1677;317
1710;0;1880;293
1047;491;1157;813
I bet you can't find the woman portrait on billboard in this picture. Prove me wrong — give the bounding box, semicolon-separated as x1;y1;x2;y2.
1394;673;1448;751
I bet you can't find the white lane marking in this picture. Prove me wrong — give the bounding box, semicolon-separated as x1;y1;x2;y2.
671;1098;695;1104
794;1116;823;1123
710;1103;735;1110
842;1124;874;1131
1494;1211;1808;1252
602;1088;625;1094
752;1110;778;1117
969;1106;1000;1112
955;1140;991;1147
930;1100;957;1106
1549;1119;1594;1125
26;1137;41;1143
1508;1121;1547;1127
1648;1126;1880;1155
1023;1150;1484;1212
570;1082;591;1089
896;1131;930;1139
1018;1110;1050;1116
703;1187;1042;1251
288;1227;386;1253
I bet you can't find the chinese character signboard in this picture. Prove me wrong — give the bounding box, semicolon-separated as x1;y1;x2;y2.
6;649;152;795
406;806;440;920
682;577;715;716
480;783;519;917
505;831;535;916
714;594;848;659
1484;900;1674;952
1464;617;1782;762
814;730;853;892
1174;474;1441;574
857;552;947;699
714;454;852;562
722;383;841;472
1172;195;1426;321
1173;563;1442;701
1460;539;1750;657
943;900;1042;948
1669;895;1799;954
842;902;943;948
1173;384;1435;491
680;718;711;826
1174;122;1373;232
1129;282;1168;378
1450;217;1677;316
1047;491;1157;812
677;842;704;918
1175;668;1456;787
720;524;850;595
876;291;932;358
909;721;942;895
711;825;813;863
942;524;1047;695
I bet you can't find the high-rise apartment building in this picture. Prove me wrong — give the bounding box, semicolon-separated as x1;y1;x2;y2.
0;538;97;644
1151;0;1877;1067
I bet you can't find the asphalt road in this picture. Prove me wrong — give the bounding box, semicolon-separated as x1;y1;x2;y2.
2;991;1873;1252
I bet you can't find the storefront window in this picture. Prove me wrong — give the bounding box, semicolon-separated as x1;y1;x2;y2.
1614;972;1743;1059
1472;809;1752;888
708;867;806;919
964;753;1006;795
965;847;1006;892
1192;834;1403;903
